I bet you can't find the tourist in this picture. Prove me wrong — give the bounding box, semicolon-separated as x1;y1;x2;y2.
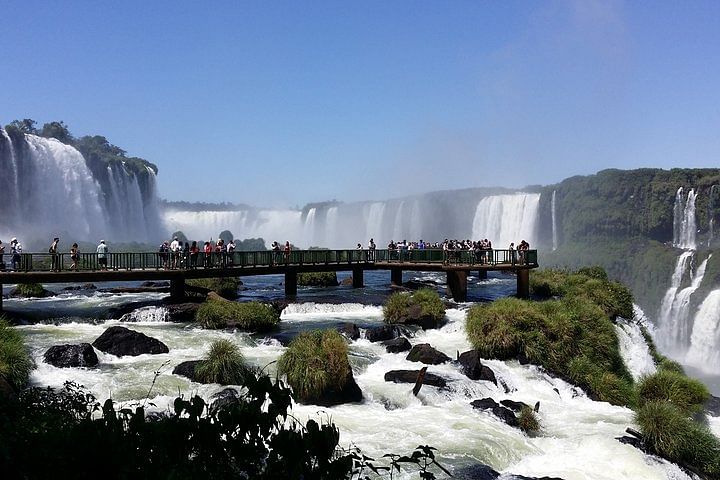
203;241;212;268
170;236;181;269
181;242;190;268
215;239;224;267
0;240;4;271
10;238;22;271
190;241;199;268
509;242;516;265
159;241;169;268
226;239;236;266
96;240;108;271
271;241;281;265
70;243;79;271
284;241;291;263
368;238;376;261
49;237;60;271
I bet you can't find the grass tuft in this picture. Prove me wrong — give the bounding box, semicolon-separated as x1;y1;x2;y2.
384;288;445;326
637;369;709;414
518;406;540;435
0;317;34;389
187;277;241;299
195;339;248;385
297;272;338;287
196;299;279;331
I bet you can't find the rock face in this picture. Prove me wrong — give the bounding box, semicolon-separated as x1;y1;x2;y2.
365;325;397;342
471;397;519;428
307;371;363;407
384;369;447;389
44;343;98;368
458;350;497;385
173;360;202;381
382;337;411;353
92;326;169;357
406;344;450;365
337;322;360;340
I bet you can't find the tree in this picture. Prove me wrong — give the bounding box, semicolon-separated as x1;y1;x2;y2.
172;231;189;244
7;119;37;134
219;230;234;244
40;121;74;144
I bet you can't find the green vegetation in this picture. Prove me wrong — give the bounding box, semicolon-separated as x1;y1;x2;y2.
518;406;540;435
384;288;445;326
636;369;709;414
297;271;338;287
195;340;249;385
277;330;350;403
196;299;279;331
187;277;241;299
0;318;34;390
12;283;48;298
636;401;720;477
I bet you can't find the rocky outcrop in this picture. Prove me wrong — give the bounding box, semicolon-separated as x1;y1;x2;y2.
44;343;98;368
165;303;201;323
337;322;360;341
454;464;565;480
382;337;411;353
406;344;450;365
394;303;443;329
471;397;519;428
365;325;398;342
173;360;202;381
92;326;169;357
384;369;447;389
307;371;363;407
457;350;497;385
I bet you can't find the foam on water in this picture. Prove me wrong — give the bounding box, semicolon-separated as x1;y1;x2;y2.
281;302;384;320
616;318;656;381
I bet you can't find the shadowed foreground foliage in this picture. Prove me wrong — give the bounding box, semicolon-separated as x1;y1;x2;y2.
0;318;34;390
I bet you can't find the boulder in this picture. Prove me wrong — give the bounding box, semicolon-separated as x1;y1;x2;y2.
457;350;497;384
209;387;241;414
384;369;447;389
500;399;530;412
142;281;170;288
337;322;360;341
92;326;169;357
307;370;363;407
453;464;500;480
392;303;443;329
382;337;411;353
10;285;54;298
173;360;202;381
44;343;98;368
340;276;353;286
470;397;519;428
705;395;720;416
406;343;450;365
166;303;201;323
365;325;397;342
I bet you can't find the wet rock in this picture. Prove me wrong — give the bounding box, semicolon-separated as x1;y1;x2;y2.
340;276;353;286
382;337;411;353
173;360;202;381
365;325;398;342
44;343;98;368
384;369;447;389
500;399;530;412
457;350;497;385
470;397;519;428
141;281;170;288
63;284;96;291
10;285;55;298
452;464;500;480
705;395;720;416
303;370;363;407
166;303;201;323
406;343;451;365
338;322;360;340
92;326;169;357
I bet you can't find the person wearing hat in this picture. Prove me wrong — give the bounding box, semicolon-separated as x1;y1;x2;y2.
10;238;22;271
49;237;60;271
96;239;108;271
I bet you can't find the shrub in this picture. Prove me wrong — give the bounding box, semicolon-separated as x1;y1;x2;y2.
196;299;279;331
636;401;720;477
529;269;569;297
0;317;34;389
577;265;609;281
466;298;543;360
187;277;240;299
637;370;710;414
277;330;350;402
195;339;248;385
13;283;48;298
297;272;338;287
518;406;540;435
384;288;445;327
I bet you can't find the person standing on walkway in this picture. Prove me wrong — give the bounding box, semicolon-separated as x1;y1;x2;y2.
170;236;180;269
284;241;291;264
10;238;22;271
49;237;60;271
96;240;108;271
70;243;79;271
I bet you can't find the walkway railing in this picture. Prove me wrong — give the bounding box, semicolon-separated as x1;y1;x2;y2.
0;249;538;273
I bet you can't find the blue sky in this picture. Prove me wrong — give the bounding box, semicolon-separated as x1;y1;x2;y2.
2;0;719;207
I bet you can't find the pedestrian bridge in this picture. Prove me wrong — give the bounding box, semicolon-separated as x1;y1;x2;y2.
0;248;538;311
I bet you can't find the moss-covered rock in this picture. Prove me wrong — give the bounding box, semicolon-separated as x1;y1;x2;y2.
187;277;241;300
383;288;445;329
10;283;54;298
196;298;279;332
297;272;338;287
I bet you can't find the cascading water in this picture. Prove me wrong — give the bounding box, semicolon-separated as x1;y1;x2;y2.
685;290;720;371
709;185;717;247
673;187;697;249
364;202;386;244
551;190;558;251
471;193;540;248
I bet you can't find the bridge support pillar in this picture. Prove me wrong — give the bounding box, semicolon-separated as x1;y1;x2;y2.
170;278;185;300
446;270;467;302
285;270;297;297
390;267;403;286
352;267;364;288
516;269;530;299
477;270;487;280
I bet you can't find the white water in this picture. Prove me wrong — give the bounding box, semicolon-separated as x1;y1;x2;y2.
471;194;540;248
673;188;697;250
17;297;694;479
685;290;720;371
709;185;717;247
551;190;558;251
616;318;656;381
281;302;384;320
119;306;170;323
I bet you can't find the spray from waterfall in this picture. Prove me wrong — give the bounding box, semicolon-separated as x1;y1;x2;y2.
551;190;558;251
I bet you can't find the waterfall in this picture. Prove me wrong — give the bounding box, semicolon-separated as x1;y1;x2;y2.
392;201;406;241
551;190;558;251
685;290;720;372
709;185;717;247
616;317;657;381
364;202;386;244
471;193;540;248
324;207;338;247
673;188;697;249
302;208;317;247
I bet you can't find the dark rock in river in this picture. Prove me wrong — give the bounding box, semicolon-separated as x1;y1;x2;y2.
500;399;530;412
209;387;240;414
92;326;169;357
166;303;201;323
10;286;55;298
141;281;170;288
44;343;98;368
389;303;444;330
406;343;451;365
340;276;353;286
457;350;497;384
338;322;360;340
471;397;519;428
63;283;97;291
365;325;398;342
705;395;720;416
304;370;363;407
382;337;411;353
452;464;500;480
173;360;202;381
384;369;447;389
